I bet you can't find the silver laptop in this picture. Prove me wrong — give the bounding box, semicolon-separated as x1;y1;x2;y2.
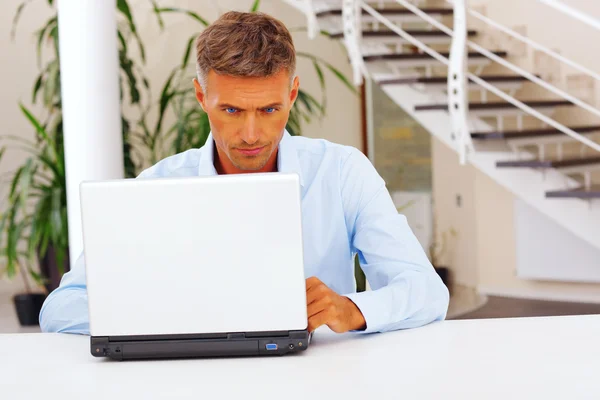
80;173;309;360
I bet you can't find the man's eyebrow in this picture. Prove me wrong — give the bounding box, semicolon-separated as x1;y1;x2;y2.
218;103;245;111
217;102;284;110
260;102;284;108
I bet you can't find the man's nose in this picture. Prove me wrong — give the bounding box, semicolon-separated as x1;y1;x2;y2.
241;114;259;145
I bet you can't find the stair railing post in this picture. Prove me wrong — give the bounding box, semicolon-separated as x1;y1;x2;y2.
343;0;365;86
448;0;473;164
304;0;320;39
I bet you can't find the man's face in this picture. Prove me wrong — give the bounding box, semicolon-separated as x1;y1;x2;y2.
193;70;299;172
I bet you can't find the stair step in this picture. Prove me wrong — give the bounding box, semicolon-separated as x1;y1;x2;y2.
364;50;508;62
316;8;454;18
329;29;477;40
546;186;600;199
496;156;600;169
471;125;600;140
380;75;531;86
415;100;573;112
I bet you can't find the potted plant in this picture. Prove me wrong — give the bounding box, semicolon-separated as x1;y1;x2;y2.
1;0;151;325
3;0;356;325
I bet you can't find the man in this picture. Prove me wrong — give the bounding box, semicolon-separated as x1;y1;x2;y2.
40;11;449;335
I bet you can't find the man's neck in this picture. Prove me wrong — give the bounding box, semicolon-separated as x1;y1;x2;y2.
214;144;278;175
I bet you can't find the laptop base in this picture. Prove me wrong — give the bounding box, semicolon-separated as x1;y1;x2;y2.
91;330;310;360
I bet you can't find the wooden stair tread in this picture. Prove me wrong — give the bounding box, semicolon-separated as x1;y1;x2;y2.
329;29;477;39
546;185;600;199
364;50;507;61
471;125;600;140
497;156;600;169
380;75;531;85
316;8;454;17
415;100;573;111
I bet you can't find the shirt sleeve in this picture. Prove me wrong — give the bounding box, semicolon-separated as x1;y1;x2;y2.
39;252;90;334
341;148;449;333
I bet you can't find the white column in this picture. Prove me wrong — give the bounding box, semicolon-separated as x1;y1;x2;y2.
57;0;124;266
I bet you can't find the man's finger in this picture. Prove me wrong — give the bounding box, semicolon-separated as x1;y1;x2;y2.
307;296;330;318
307;309;330;332
305;276;321;291
306;282;328;305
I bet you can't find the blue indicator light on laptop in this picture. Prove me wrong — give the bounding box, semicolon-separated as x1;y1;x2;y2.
265;343;278;351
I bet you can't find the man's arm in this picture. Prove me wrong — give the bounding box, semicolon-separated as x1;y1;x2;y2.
39;253;90;334
341;148;449;333
37;152;195;334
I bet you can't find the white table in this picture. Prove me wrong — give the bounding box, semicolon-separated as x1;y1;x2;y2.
1;315;600;399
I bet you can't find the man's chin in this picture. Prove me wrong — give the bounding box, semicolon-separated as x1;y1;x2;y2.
231;157;270;171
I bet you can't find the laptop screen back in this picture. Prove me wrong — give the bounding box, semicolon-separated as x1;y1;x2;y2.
80;173;307;337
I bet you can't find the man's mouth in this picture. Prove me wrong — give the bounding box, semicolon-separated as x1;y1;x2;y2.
235;146;266;157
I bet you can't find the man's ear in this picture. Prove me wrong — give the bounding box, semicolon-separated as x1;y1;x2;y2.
290;76;300;107
193;78;206;111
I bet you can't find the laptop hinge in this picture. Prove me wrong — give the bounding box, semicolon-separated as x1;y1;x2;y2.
227;333;246;339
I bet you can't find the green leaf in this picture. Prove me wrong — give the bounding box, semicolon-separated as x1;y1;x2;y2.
155;8;210;27
19;104;58;161
32;73;43;103
117;0;135;32
117;0;146;62
151;0;165;29
11;0;34;40
181;35;196;68
28;267;44;287
297;51;357;94
324;63;357;94
119;51;140;104
312;60;327;112
35;16;58;68
17;159;35;210
297;89;324;117
250;0;261;12
9;165;25;202
49;23;59;59
43;60;60;109
312;61;325;91
117;30;127;52
154;69;178;137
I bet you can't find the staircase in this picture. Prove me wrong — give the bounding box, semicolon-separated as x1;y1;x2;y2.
284;0;600;254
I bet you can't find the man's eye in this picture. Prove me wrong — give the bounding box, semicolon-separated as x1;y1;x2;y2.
225;108;237;114
264;107;276;113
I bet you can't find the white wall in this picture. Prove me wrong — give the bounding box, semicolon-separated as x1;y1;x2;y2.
470;0;600;108
0;0;360;295
434;137;600;303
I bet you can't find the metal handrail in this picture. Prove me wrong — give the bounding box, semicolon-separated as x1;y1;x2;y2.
397;0;600;120
361;1;600;154
466;8;600;83
538;0;600;32
445;0;600;84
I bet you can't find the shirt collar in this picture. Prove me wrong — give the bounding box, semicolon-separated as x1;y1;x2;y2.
197;130;305;187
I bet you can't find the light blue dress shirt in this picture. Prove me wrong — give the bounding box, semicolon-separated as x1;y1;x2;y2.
40;131;449;335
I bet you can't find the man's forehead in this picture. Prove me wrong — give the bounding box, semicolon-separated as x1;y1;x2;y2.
206;70;291;91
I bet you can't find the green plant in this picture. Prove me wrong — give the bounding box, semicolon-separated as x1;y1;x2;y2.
2;0;356;291
1;0;155;291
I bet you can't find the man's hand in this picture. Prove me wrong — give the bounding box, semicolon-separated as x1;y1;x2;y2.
305;276;366;333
